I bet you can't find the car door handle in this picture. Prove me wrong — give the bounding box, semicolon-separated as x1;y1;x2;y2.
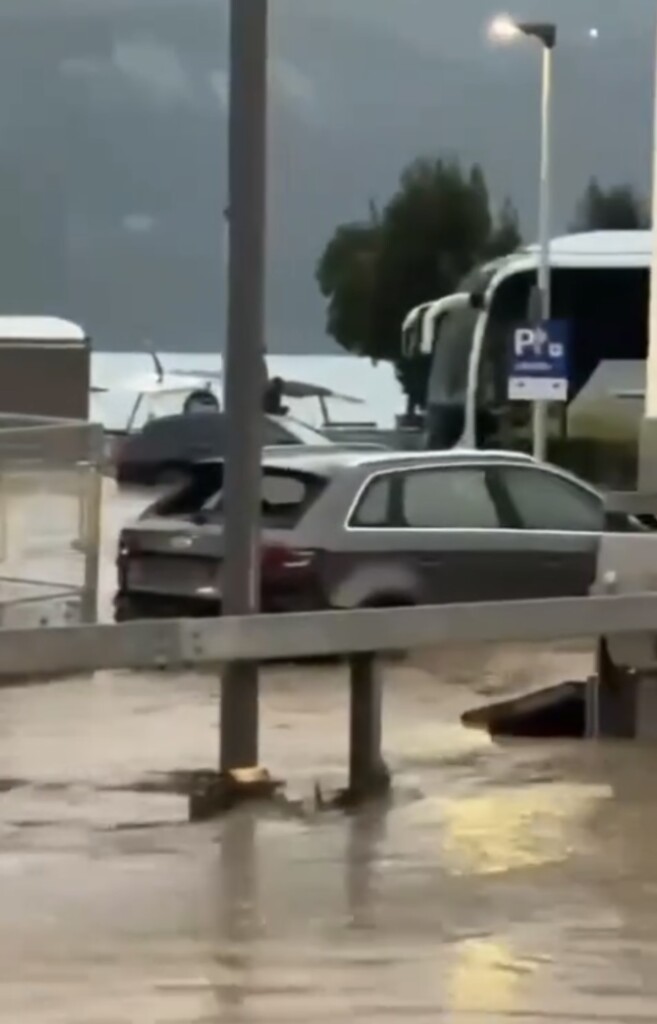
418;556;444;566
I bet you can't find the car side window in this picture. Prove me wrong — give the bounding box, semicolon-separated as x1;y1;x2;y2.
351;475;394;527
500;466;604;532
402;467;501;529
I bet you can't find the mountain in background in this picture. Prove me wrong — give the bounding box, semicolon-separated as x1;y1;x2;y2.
0;0;653;351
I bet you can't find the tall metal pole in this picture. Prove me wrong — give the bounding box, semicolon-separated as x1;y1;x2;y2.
647;14;657;422
532;40;553;461
639;13;657;490
220;0;268;772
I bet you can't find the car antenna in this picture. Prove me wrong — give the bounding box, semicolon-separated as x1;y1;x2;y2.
143;338;164;383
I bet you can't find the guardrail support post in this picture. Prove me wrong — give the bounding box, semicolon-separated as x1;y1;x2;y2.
80;464;102;625
588;638;638;739
346;654;390;803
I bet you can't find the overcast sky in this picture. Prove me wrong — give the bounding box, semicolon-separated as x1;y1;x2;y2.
0;0;654;351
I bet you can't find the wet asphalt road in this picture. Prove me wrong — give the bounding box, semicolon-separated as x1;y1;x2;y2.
2;483;657;1021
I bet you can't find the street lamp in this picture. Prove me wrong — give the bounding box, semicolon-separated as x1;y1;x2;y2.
639;15;657;489
490;15;556;461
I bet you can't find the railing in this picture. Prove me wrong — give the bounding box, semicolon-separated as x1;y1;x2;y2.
0;593;656;677
0;484;652;810
0;416;103;628
1;591;657;808
606;491;657;517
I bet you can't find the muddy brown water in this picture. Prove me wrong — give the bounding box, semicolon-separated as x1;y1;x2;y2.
1;482;656;1021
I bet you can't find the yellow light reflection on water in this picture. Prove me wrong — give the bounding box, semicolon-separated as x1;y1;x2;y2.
441;783;610;876
446;936;530;1017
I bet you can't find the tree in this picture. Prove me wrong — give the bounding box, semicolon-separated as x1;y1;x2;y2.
316;156;521;407
571;177;650;232
487;197;523;258
314;220;379;355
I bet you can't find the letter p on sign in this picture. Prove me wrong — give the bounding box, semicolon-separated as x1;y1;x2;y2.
514;327;537;356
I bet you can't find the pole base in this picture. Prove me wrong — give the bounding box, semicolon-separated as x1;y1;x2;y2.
188;766;283;821
331;763;392;810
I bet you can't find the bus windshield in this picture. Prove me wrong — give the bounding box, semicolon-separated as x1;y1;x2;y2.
425;256;649;483
426;262;500;406
483;266;648;402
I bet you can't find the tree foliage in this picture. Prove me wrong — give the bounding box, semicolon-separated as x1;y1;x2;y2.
316;157;521;406
571;177;650;232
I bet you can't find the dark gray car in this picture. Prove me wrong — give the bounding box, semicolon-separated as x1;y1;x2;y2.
114;448;646;620
113;410;338;487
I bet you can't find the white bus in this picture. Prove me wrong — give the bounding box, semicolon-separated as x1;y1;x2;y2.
404;231;650;482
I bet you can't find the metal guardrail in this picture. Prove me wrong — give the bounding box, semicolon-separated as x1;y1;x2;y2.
606;491;657;516
1;490;657;804
0;593;657;678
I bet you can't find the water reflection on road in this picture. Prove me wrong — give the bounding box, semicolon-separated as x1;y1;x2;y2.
0;483;656;1020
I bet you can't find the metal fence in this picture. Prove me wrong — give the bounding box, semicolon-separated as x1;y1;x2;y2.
0;415;103;629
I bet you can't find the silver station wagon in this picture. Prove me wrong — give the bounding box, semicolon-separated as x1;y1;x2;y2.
114;448;646;620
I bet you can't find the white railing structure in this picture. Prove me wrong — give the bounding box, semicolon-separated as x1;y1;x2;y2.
0;417;103;629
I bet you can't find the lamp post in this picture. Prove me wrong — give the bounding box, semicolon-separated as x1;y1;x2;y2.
639;15;657;491
220;0;268;772
490;16;557;461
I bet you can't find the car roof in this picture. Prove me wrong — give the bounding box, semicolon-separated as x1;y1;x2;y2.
258;448;601;498
197;447;538;472
139;410;314;432
141;410;224;430
194;446;601;497
260;446;538;472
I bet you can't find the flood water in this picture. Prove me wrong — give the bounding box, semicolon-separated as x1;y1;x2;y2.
1;483;657;1021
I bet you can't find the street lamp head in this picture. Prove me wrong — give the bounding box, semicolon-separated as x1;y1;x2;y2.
489;15;522;42
520;22;557;48
489;15;557;49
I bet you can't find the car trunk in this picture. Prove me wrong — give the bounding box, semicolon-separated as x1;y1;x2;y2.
118;466;328;608
139;461;225;519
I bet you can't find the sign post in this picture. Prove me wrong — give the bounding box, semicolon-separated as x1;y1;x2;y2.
508;321;570;446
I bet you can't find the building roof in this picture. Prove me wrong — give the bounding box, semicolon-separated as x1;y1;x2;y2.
0;316;87;341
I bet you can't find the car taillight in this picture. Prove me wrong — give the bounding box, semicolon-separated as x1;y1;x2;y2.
260;543;315;578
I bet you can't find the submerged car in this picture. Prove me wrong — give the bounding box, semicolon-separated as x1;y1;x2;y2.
114;448;648;621
113;410;340;487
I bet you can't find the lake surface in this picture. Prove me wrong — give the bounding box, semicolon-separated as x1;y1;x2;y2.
91;352;403;431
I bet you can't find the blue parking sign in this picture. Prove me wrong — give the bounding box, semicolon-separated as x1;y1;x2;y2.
507;319;570;402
